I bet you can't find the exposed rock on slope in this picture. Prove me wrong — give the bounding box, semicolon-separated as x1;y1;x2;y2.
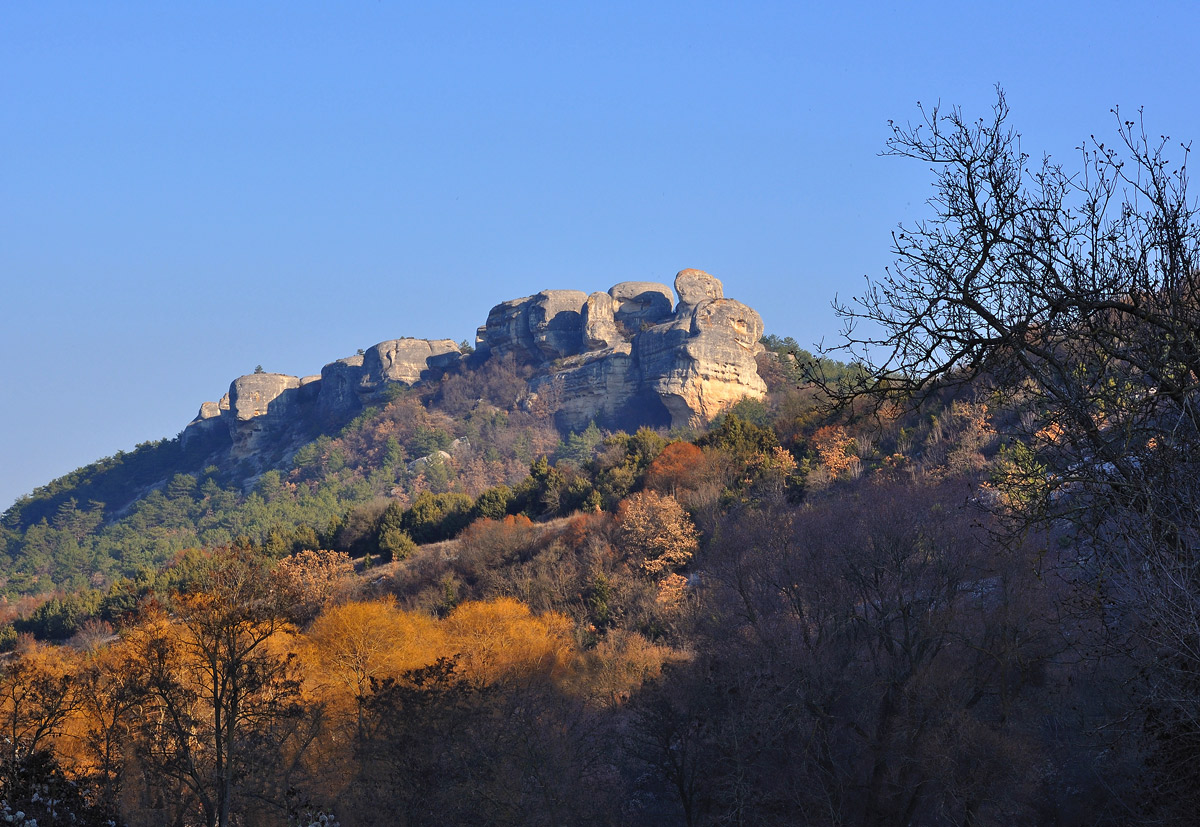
481;269;765;429
186;339;463;459
363;338;462;386
227;373;302;455
184;268;765;462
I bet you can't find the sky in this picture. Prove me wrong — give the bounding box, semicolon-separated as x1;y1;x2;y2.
3;1;1199;511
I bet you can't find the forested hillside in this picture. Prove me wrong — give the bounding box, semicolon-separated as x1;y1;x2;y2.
0;330;1148;826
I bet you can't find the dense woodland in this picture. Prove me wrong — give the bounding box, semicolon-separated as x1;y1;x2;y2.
4;95;1200;825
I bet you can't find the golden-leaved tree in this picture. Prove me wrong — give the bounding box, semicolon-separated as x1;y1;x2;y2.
120;548;304;827
615;491;698;577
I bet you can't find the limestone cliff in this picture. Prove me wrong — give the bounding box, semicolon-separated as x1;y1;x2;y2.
183;268;766;462
479;269;765;429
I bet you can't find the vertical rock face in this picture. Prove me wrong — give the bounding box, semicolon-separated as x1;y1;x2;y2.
317;355;366;419
226;373;303;456
639;288;766;427
229;373;302;421
480;297;537;360
583;292;621;351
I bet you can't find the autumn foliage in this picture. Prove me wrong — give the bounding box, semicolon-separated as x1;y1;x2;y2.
615;491;698;577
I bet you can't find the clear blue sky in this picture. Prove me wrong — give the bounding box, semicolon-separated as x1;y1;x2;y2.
3;1;1198;510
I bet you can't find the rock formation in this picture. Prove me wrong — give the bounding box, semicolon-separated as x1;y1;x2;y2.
226;373;302;455
363;338;461;386
186;338;464;459
525;269;765;429
183;268;766;460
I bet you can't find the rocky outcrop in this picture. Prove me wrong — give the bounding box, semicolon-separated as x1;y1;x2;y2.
229;374;301;421
363;338;461;386
182;268;766;460
197;401;222;420
317;356;365;418
225;373;302;455
528;291;588;359
638;294;765;426
185;339;465;460
505;269;766;429
674;268;724;314
583;292;621;351
479;297;537;361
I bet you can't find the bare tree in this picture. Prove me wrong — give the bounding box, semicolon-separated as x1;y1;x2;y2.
829;88;1200;818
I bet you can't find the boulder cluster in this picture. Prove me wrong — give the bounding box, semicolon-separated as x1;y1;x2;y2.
184;269;765;457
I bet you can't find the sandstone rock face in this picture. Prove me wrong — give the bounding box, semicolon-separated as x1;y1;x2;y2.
582;292;621;351
363;338;461;386
197;401;222;420
608;281;674;329
674;268;724;314
640;297;766;427
182;400;227;447
528;290;588;359
229;374;301;421
298;375;322;403
534;344;644;430
509;269;765;429
227;373;303;456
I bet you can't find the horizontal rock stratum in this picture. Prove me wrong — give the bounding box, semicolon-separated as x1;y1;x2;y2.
184;269;765;457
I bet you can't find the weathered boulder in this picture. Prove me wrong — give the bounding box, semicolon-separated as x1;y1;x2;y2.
674;268;724;314
528;290;588;359
229;373;301;421
363;338;461;386
408;450;453;472
608;281;674;330
582;291;622;351
197;401;222;421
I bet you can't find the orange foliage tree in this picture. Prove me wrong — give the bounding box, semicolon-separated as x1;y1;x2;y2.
273;548;356;624
810;424;857;478
443;597;574;685
301;598;444;727
121;548;302;827
644;442;707;497
615;491;699;577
